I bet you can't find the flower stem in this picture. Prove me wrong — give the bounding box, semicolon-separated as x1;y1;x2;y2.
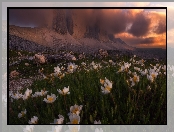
110;93;116;107
64;95;68;112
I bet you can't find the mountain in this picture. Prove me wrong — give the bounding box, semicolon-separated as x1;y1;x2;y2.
8;9;134;53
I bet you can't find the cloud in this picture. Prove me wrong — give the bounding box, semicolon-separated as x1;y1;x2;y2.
115;32;166;48
9;9;54;27
139;37;155;44
9;8;166;48
100;9;131;34
147;11;166;34
154;21;166;34
128;12;151;37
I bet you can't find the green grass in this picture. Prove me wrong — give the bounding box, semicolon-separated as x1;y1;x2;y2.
9;49;167;124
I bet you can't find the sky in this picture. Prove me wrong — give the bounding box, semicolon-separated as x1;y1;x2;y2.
3;2;173;49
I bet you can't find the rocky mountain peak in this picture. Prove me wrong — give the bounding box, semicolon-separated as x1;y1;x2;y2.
8;10;135;53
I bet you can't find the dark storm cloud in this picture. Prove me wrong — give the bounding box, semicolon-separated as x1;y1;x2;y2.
128;12;151;37
9;9;166;38
9;9;54;27
69;9;129;34
154;21;166;34
100;9;131;34
153;15;166;34
9;9;131;34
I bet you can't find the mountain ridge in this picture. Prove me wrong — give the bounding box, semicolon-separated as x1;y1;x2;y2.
8;9;135;52
9;24;134;53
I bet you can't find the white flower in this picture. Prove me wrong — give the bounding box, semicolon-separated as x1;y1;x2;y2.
134;67;141;72
18;109;27;118
117;65;125;73
98;63;102;69
54;66;61;74
101;77;113;94
128;70;132;74
109;60;113;63
94;120;101;124
25;63;29;66
140;69;148;76
28;116;38;124
162;65;166;71
95;128;103;132
101;86;111;94
43;94;57;103
61;66;65;70
40;89;48;96
31;93;39;98
130;74;139;87
91;61;95;66
38;68;44;73
67;63;78;73
147;74;154;82
50;114;64;124
138;59;145;65
23;88;32;100
81;62;86;66
32;89;48;97
72;56;77;61
67;114;80;124
147;71;158;82
11;91;23;100
93;64;98;70
104;77;113;88
57;86;70;95
117;62;131;72
100;79;105;85
69;104;83;115
156;63;160;67
124;62;131;69
23;125;34;132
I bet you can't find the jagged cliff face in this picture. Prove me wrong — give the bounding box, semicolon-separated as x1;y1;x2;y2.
9;9;135;53
70;9;109;41
71;10;87;39
52;9;67;35
50;9;110;41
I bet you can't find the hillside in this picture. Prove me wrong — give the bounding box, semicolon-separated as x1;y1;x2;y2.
8;9;134;53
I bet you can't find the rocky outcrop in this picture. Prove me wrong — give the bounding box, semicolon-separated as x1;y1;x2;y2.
52;9;68;35
9;9;135;53
9;34;53;53
66;10;74;35
84;24;100;40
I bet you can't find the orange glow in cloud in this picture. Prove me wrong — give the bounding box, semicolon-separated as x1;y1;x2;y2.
9;8;166;49
115;32;166;49
114;9;166;48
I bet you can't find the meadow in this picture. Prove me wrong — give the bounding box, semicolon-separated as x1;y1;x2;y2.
8;49;167;124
